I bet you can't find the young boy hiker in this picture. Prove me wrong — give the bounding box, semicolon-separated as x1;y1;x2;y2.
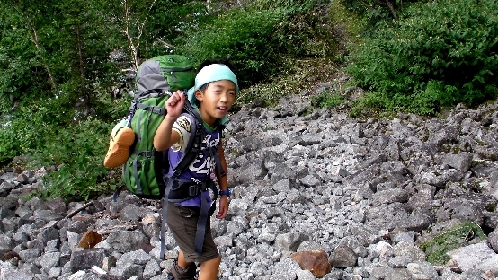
154;61;238;280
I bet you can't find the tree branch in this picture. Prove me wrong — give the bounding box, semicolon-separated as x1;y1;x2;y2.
28;22;58;91
385;0;397;20
122;0;157;70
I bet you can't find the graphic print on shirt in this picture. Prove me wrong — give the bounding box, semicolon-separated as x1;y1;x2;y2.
176;116;191;133
171;115;191;152
189;133;220;176
171;115;221;179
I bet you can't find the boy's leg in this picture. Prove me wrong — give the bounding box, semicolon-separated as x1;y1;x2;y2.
172;250;197;280
198;256;221;280
177;250;192;268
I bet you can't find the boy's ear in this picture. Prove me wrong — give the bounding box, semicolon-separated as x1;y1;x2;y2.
194;89;203;102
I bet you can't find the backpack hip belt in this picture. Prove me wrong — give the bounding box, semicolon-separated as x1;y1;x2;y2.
166;178;219;201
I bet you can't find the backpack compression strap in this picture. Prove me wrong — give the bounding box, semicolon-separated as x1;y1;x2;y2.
136;103;166;115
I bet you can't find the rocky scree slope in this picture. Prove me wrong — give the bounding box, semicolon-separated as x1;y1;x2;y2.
0;93;498;279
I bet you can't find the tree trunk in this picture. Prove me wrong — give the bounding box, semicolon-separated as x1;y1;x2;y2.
122;0;157;70
75;24;86;81
28;23;58;91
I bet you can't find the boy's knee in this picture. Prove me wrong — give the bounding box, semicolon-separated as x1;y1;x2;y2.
201;255;221;268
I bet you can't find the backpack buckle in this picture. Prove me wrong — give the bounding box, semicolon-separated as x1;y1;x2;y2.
189;185;200;196
188;182;208;196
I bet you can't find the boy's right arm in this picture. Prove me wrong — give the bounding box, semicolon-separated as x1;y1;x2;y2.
153;116;179;151
153;91;185;151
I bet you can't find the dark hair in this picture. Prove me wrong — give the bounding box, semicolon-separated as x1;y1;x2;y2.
198;58;236;74
199;83;209;92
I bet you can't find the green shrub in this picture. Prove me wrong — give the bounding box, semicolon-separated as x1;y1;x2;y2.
0;119;19;165
143;1;210;58
311;91;346;108
347;0;498;115
0;98;66;165
265;0;338;58
178;0;336;88
92;82;133;122
27;117;116;201
0;96;119;201
178;7;290;87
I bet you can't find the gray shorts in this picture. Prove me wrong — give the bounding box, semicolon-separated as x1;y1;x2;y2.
166;202;219;263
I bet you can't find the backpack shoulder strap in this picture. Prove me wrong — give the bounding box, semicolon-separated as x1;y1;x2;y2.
213;125;227;177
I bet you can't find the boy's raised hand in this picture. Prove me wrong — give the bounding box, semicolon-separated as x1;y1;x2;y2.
165;91;185;119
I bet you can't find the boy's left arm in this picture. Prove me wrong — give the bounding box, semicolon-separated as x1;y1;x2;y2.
216;143;229;219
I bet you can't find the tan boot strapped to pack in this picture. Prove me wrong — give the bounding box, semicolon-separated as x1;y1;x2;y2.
103;119;136;168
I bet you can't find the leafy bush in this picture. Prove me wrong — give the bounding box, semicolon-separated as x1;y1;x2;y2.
0;97;69;165
264;0;337;58
0;96;120;201
142;1;210;58
339;0;422;27
0;119;19;165
177;7;290;87
26;117;116;201
311;91;346;108
178;0;336;88
347;0;498;115
92;82;133;122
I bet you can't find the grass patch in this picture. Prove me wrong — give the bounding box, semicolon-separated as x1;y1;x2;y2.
420;221;486;265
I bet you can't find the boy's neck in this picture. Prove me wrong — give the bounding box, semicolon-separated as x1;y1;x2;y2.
196;108;217;129
201;119;216;131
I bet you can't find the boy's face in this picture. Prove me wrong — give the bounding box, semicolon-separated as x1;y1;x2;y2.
195;80;236;125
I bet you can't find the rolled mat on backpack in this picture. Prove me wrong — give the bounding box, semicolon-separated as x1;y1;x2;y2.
103;120;136;168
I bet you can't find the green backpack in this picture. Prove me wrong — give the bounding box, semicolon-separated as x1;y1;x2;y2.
122;55;196;199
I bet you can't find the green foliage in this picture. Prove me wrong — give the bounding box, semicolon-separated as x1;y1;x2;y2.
0;95;79;164
347;0;498;115
27;118;115;201
311;91;346;108
178;7;288;87
340;0;421;23
256;0;337;58
328;0;366;49
0;0;125;119
0;120;18;165
233;57;337;109
348;93;385;118
0;5;53;112
0;97;120;201
178;0;336;88
420;222;486;265
93;86;133;123
144;1;210;57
